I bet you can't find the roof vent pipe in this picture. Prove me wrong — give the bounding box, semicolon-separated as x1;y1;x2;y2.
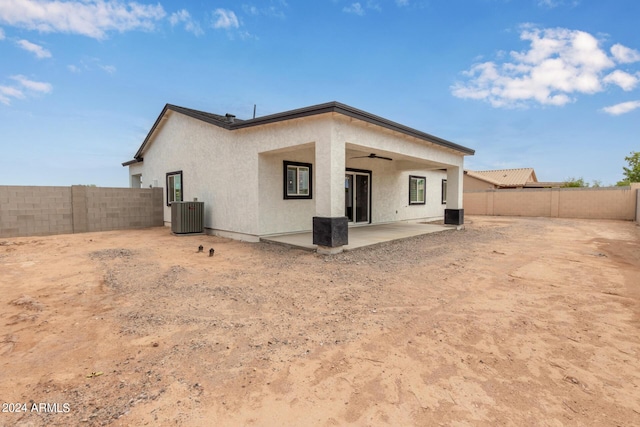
225;113;236;124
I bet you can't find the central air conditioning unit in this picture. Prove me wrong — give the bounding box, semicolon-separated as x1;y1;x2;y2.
171;201;204;234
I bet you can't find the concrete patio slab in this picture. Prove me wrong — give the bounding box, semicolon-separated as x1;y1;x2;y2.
260;221;456;251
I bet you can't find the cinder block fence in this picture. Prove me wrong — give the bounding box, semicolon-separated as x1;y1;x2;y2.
0;185;163;238
464;184;640;222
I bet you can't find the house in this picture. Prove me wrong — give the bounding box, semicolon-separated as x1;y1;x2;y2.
123;102;475;253
464;168;539;190
464;168;565;190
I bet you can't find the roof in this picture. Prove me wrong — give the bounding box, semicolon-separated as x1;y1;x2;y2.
524;181;564;188
123;101;475;165
465;168;538;187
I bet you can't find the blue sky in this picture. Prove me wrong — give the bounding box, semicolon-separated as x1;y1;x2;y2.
1;0;638;186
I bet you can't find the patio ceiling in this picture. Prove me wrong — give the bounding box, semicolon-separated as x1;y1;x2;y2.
345;146;450;171
257;142;454;171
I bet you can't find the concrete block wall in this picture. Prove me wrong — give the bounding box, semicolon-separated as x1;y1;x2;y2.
0;186;163;238
636;189;640;223
492;189;552;217
465;185;639;221
81;186;164;232
0;186;73;237
558;187;636;220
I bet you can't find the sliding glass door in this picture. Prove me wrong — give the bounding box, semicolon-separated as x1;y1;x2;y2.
345;171;370;224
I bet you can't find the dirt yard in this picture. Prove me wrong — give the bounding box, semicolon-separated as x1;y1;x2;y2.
1;216;639;426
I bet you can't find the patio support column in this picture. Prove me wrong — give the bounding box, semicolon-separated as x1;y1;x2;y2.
313;134;347;254
445;166;464;225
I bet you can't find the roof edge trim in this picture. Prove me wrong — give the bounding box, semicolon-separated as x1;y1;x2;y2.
230;102;475;155
126;101;475;163
122;158;142;167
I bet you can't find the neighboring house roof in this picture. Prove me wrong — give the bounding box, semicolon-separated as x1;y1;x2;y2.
123;101;475;166
524;181;564;188
465;168;538;187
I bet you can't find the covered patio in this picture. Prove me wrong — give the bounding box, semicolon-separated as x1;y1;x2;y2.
260;221;458;252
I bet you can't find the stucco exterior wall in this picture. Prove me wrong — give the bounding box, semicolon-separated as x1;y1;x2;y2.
333;115;464;169
256;153;447;235
238;115;343;236
464;174;496;191
344;158;446;224
131;112;260;237
258;147;316;235
335;115;457;222
465;186;639;220
251;114;456;233
128;111;466;238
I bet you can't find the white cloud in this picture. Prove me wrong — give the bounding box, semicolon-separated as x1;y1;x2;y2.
537;0;580;8
396;0;409;6
66;57;116;74
538;0;559;7
366;1;381;12
0;0;166;39
0;27;5;40
0;85;24;105
0;74;51;105
100;64;116;74
611;43;640;64
237;30;258;41
11;74;52;93
243;5;259;15
452;26;640;108
169;9;203;36
342;1;382;16
601;100;640;116
343;3;365;15
241;2;287;19
169;9;188;26
17;39;51;58
603;70;638;91
213;9;239;29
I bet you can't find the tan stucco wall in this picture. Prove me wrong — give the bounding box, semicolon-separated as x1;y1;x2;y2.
464;175;496;191
465;186;639;220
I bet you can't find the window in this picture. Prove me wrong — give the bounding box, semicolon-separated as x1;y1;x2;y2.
409;175;426;205
284;161;312;199
441;179;447;204
166;171;183;206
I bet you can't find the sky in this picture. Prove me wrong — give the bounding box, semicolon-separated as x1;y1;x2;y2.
0;0;639;187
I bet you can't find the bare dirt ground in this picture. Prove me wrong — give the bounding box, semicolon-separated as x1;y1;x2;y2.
1;216;639;427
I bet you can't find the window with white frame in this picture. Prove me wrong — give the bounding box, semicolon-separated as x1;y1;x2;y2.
166;171;183;206
409;175;426;205
441;179;447;204
284;161;312;199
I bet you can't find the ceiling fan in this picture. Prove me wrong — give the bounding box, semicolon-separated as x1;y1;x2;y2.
350;153;393;161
